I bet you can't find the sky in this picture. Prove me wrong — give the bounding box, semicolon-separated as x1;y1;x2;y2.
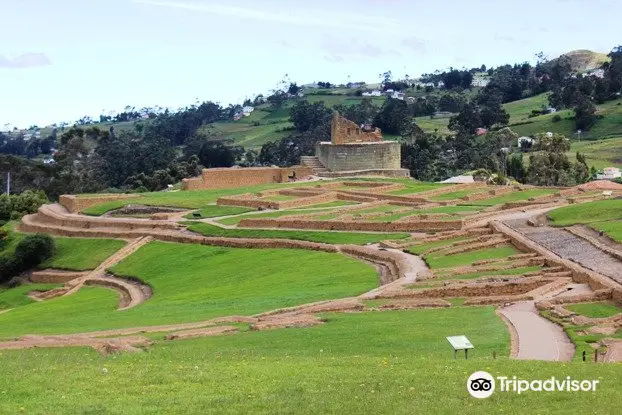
1;0;620;129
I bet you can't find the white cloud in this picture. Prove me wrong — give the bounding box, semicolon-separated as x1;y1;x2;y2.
321;36;401;62
0;53;51;69
132;0;400;33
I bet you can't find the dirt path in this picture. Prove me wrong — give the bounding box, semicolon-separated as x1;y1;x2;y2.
360;245;431;299
499;301;575;361
30;237;153;309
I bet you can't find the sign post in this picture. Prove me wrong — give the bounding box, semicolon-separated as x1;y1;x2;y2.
446;335;474;359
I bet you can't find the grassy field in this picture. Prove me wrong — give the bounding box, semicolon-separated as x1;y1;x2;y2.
39;237;126;271
186;222;409;245
0;306;620;413
216;207;339;226
565;302;621;318
184;205;254;219
1;224;126;271
0;242;378;337
0;284;59;310
467;189;558;206
424;246;520;269
549;199;622;242
81;181;326;215
567;136;622;169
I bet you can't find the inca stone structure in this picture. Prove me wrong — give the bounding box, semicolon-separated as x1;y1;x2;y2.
314;113;409;177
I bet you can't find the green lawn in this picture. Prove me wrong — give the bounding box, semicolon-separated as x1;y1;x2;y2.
566;136;622;170
0;242;378;337
429;190;482;201
39;237;127;271
468;189;558;206
217;207;338;226
81;182;326;216
184;205;254;219
387;182;449;195
565;302;621;318
408;237;470;255
186;222;409;245
549;200;622;242
0;284;59;310
2;225;126;272
425;246;520;269
0;306;620;413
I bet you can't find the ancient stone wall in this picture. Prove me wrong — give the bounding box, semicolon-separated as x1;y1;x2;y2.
316;142;402;172
238;218;463;232
182;166;313;191
59;194;138;214
331;113;382;144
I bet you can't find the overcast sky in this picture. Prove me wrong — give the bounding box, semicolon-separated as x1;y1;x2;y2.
1;0;620;128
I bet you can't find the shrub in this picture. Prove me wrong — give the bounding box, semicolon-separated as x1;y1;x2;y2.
14;233;56;270
552;114;562;123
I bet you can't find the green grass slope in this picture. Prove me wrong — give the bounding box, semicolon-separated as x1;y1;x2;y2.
549;199;622;242
0;306;620;413
0;242;378;337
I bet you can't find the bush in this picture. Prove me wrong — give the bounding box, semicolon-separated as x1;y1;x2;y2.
14;233;56;270
0;190;48;222
552;114;562;123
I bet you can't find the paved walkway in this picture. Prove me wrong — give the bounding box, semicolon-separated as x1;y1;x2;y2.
499;301;575;361
504;218;622;284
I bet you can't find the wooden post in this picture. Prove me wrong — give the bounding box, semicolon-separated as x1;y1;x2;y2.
454;349;457;359
493;351;497;360
594;350;598;362
465;349;468;360
582;351;586;362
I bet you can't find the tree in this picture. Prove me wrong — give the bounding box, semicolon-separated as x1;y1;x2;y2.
289;101;332;133
267;91;288;109
374;98;411;135
288;83;301;95
334;99;379;125
14;233;56;269
573;95;598;131
533;133;571;153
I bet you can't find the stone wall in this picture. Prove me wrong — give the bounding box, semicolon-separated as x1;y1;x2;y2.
59;194;138;213
182;166;313;191
316;141;402;172
331;113;382;144
238;218;463;232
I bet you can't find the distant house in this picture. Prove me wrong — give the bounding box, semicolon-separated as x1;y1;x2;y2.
437;81;445;88
347;82;365;89
362;90;382;97
475;128;488;136
391;91;405;100
472;77;490;87
384;89;395;94
43;157;55;165
587;69;605;79
302;83;320;89
546;107;557;113
233;113;243;121
596;167;622;180
242;106;254;116
518;136;534;147
439;175;475;184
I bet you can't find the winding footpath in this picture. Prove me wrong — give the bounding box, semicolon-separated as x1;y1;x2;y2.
499;301;575;361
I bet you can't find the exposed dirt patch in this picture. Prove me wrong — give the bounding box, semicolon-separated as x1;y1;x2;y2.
253;314;323;330
0;335;152;355
165;326;239;340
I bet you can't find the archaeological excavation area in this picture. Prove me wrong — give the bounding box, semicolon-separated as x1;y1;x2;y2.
1;176;621;413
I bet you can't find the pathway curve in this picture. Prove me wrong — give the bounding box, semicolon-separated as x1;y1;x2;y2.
499;301;575;361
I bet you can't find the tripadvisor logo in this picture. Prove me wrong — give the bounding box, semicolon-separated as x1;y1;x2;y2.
466;371;600;399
